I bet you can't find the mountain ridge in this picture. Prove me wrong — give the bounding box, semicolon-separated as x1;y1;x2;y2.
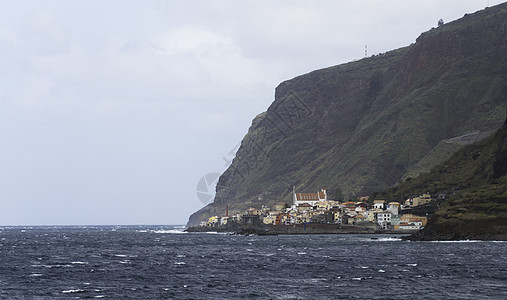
188;3;507;227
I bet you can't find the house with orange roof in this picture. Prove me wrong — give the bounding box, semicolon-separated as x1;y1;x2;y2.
246;208;262;216
343;201;357;209
401;214;428;226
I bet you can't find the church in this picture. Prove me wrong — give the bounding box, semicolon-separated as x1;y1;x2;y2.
292;188;327;206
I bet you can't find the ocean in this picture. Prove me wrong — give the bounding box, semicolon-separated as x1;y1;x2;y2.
0;225;505;299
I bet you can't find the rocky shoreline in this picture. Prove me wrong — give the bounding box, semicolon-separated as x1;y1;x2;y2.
405;230;507;241
185;224;418;236
186;224;507;240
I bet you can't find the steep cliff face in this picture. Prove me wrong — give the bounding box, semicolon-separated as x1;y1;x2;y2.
188;3;507;226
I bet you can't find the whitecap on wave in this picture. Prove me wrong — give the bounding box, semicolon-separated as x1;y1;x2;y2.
152;229;186;234
376;237;402;242
429;240;488;243
62;289;85;294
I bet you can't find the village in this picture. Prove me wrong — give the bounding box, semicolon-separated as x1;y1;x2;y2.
199;188;432;232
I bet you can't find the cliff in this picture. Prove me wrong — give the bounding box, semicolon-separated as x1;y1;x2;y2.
188;3;507;227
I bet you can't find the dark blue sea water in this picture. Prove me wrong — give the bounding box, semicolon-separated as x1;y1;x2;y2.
0;226;505;299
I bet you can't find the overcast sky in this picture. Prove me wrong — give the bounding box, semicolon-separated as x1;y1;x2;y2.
0;0;502;225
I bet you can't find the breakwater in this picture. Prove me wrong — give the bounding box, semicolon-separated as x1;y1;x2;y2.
186;224;418;235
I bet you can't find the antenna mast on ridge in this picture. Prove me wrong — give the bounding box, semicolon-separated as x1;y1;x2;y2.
365;44;368;58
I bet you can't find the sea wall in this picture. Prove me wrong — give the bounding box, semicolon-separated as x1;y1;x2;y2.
186;224;418;236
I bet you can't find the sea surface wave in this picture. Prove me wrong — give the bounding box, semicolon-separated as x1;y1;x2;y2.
0;225;505;299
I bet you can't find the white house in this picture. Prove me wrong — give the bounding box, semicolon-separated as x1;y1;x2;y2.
398;221;423;230
387;202;400;215
377;211;392;229
373;200;386;210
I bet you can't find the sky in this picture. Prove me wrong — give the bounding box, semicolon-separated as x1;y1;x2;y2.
0;0;503;225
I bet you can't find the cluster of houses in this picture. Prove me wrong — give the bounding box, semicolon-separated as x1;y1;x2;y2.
201;188;429;231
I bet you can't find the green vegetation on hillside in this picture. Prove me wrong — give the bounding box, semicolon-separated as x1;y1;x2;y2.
381;115;507;240
417;176;507;240
377;131;501;201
